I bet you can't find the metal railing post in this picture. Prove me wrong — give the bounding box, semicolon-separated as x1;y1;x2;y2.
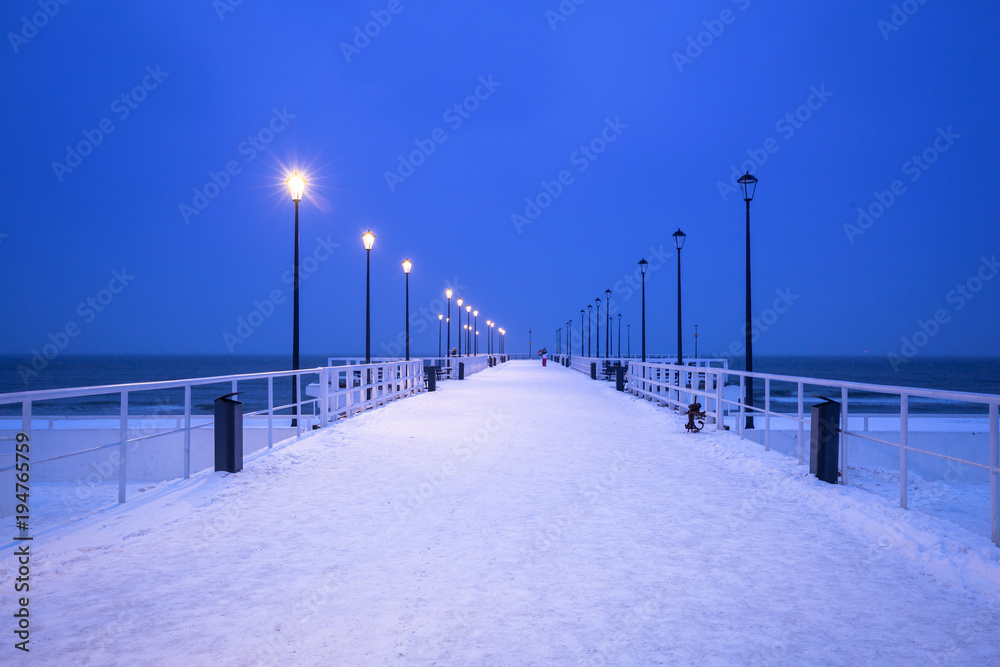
739;375;745;440
900;394;908;510
841;387;849;485
320;368;329;427
990;402;998;546
296;373;302;438
184;385;191;479
715;370;724;430
797;382;804;465
119;391;128;503
267;376;274;448
764;378;771;451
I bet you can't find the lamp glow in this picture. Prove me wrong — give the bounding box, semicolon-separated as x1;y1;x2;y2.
362;230;376;251
402;258;412;274
286;172;306;202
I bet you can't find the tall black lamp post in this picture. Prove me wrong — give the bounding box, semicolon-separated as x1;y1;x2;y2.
617;313;622;359
438;314;443;357
473;310;479;355
639;258;648;362
446;289;453;357
604;289;611;358
466;305;472;356
362;229;375;402
456;298;463;357
627;323;631;358
286;172;305;427
587;305;592;356
673;228;686;365
402;259;412;361
595;298;601;358
580;309;585;356
738;171;758;429
694;324;699;360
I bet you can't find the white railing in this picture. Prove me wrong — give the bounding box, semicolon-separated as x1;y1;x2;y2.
570;356;728;377
328;356;495;381
0;361;424;509
625;361;1000;547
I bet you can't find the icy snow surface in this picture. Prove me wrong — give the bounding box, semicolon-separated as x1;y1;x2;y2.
2;361;998;665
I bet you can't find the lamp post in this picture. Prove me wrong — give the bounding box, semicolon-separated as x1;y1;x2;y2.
595;298;601;358
402;259;412;361
446;289;453;357
694;324;699;360
639;258;648;362
556;327;561;355
473;310;479;355
617;313;622;359
580;309;585;356
286;172;305;427
738;171;758;429
456;298;463;357
362;229;376;402
438;314;443;357
673;228;686;365
528;328;532;357
627;324;631;358
587;305;592;357
566;321;571;357
466;305;472;356
604;289;611;358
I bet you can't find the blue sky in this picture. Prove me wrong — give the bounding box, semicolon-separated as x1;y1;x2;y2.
1;1;997;362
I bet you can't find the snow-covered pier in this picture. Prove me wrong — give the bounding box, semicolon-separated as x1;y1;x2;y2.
5;361;999;664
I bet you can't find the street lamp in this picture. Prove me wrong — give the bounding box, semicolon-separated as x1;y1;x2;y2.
587;304;592;357
673;228;686;365
466;304;472;356
286;172;306;427
604;289;611;358
456;298;463;357
402;259;412;361
473;310;479;355
639;258;648;362
627;323;631;358
362;229;375;403
445;289;453;358
556;327;561;355
617;313;622;359
438;313;443;357
738;171;758;429
580;309;585;357
595;298;601;359
694;324;699;359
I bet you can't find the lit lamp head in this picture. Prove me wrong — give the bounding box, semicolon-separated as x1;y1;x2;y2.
473;310;478;317
595;298;600;306
402;258;412;274
286;172;306;202
672;228;687;251
605;288;611;299
362;230;376;251
446;288;453;299
466;305;472;313
438;313;443;321
588;304;592;313
457;298;463;307
737;171;758;202
639;258;648;276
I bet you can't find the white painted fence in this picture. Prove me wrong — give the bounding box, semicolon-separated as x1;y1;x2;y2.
0;362;424;510
623;361;1000;547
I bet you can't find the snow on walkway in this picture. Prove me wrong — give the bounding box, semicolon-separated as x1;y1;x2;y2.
3;361;999;665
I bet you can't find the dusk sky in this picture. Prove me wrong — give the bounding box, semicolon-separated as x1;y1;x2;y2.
2;1;997;361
